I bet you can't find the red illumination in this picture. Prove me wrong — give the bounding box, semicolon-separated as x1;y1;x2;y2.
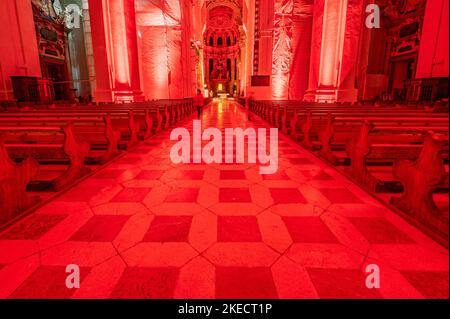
0;0;447;301
109;0;131;87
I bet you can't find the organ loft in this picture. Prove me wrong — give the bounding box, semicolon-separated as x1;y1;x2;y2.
0;0;448;300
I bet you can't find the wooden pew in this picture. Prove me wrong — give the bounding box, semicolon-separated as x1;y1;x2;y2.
0;99;195;227
316;115;449;162
247;100;443;133
343;121;448;183
0;123;93;191
243;99;449;245
2;99;195;137
288;108;446;139
0;114;122;161
390;133;449;234
0;110;147;147
0;133;40;225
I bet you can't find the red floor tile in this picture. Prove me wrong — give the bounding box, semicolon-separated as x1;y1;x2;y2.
165;188;200;202
400;271;449;299
319;188;363;203
348;217;415;244
262;171;290;180
58;187;100;202
9;266;91;299
147;140;162;146
270;188;307;204
219;188;252;202
220;170;246;180
0;214;67;240
218;216;262;242
115;157;141;164
143;216;193;242
289;158;313;165
94;169;126;179
129;149;153;154
278;142;291;147
177;170;205;180
312;171;334;180
300;170;334;180
150;157;171;165
307;268;382;299
281;149;300;155
216;267;278;298
1;100;447;299
111;188;151;202
282;216;339;243
135;170;164;180
69;215;130;242
110;267;179;298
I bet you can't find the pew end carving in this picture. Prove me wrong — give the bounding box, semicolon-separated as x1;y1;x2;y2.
163;105;170;129
301;111;313;149
0;134;40;225
53;122;91;190
290;113;298;140
318;112;338;164
101;114;121;162
144;109;154;139
155;109;163;132
390;133;449;220
281;108;288;134
127;110;139;146
345;120;377;186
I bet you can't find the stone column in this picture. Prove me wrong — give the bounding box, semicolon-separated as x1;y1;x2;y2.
88;0;113;102
304;0;363;103
288;0;314;100
89;0;141;103
336;0;364;102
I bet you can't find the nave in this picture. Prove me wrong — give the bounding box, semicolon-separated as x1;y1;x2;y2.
0;100;447;299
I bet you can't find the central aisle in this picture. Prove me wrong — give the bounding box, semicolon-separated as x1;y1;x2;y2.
0;100;448;299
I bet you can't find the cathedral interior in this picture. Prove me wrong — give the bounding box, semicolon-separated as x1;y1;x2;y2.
0;0;448;300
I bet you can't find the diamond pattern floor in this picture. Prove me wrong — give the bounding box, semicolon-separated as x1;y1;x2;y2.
0;100;447;299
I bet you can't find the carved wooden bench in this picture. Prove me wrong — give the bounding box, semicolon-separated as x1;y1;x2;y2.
390;133;449;240
0;115;122;162
343;121;449;191
0;134;40;225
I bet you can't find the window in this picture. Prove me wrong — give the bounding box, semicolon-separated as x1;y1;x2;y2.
217;37;223;46
226;37;231;46
209;36;214;46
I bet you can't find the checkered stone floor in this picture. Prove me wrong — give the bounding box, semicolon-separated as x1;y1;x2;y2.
0;100;448;299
